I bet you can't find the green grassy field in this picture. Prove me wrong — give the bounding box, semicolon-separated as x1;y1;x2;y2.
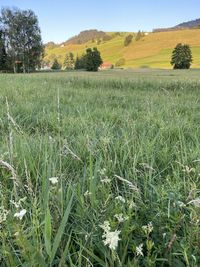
0;70;200;266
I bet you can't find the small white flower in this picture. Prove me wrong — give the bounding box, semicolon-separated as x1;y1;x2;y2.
101;177;111;184
103;230;121;250
136;243;144;257
177;201;186;208
84;190;92;197
115;196;126;203
128;200;136;209
14;209;27;220
99;221;111;232
0;207;9;223
114;213;129;223
14;232;19;237
188;198;200;207
49;177;59;185
10;200;20;208
142;222;153;235
10;197;27;208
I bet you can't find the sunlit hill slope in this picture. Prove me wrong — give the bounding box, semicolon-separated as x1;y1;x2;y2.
44;29;200;69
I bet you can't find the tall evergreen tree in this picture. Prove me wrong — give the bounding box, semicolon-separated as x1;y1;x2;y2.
74;55;86;70
51;59;61;70
171;43;193;69
63;52;75;69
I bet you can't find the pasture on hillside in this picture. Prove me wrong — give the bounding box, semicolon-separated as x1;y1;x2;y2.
0;69;200;266
45;29;200;69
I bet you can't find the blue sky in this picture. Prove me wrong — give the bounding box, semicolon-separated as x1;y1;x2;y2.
0;0;200;43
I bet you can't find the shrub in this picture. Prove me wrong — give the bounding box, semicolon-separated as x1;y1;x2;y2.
124;34;133;46
115;58;126;67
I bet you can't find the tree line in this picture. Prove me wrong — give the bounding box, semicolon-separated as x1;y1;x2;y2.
51;47;103;71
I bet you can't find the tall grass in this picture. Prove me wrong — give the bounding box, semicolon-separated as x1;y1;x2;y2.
0;72;199;266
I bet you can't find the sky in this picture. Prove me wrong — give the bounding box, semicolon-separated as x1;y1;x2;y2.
0;0;200;43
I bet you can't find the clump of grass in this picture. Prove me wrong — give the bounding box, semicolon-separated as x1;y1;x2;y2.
0;71;200;266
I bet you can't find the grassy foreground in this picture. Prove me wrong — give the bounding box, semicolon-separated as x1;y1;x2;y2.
0;70;200;266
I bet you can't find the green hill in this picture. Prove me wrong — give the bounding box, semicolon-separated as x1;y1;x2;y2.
44;29;200;69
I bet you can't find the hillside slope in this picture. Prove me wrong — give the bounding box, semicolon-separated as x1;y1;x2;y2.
44;29;200;69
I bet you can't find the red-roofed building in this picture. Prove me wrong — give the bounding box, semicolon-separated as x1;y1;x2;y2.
100;62;113;70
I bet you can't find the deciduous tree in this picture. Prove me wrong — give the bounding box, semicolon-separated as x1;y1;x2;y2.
0;7;43;73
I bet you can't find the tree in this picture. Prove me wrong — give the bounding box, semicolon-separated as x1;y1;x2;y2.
84;47;103;71
171;43;193;69
135;30;144;41
124;34;133;46
115;58;125;67
0;30;7;70
51;59;61;70
74;55;86;70
63;52;75;70
0;7;43;73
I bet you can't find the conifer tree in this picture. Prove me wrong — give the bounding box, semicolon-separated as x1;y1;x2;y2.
171;43;192;69
51;59;61;70
63;52;75;69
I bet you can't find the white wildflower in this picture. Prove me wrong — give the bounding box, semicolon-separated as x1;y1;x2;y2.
49;177;59;185
99;221;111;232
115;196;126;203
128;200;136;209
114;213;129;223
84;190;92;197
0;207;9;223
100;221;121;250
103;230;121;250
10;200;20;208
10;197;27;208
188;198;200;207
177;201;186;208
101;177;111;184
98;168;107;176
14;209;27;220
136;243;144;257
142;222;153;235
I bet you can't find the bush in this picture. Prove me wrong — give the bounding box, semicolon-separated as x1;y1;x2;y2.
115;58;126;67
124;34;133;46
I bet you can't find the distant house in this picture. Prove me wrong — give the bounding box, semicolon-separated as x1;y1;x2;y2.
41;64;51;70
100;62;113;70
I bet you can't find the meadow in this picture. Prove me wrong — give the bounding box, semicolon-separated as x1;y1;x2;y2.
0;69;200;266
